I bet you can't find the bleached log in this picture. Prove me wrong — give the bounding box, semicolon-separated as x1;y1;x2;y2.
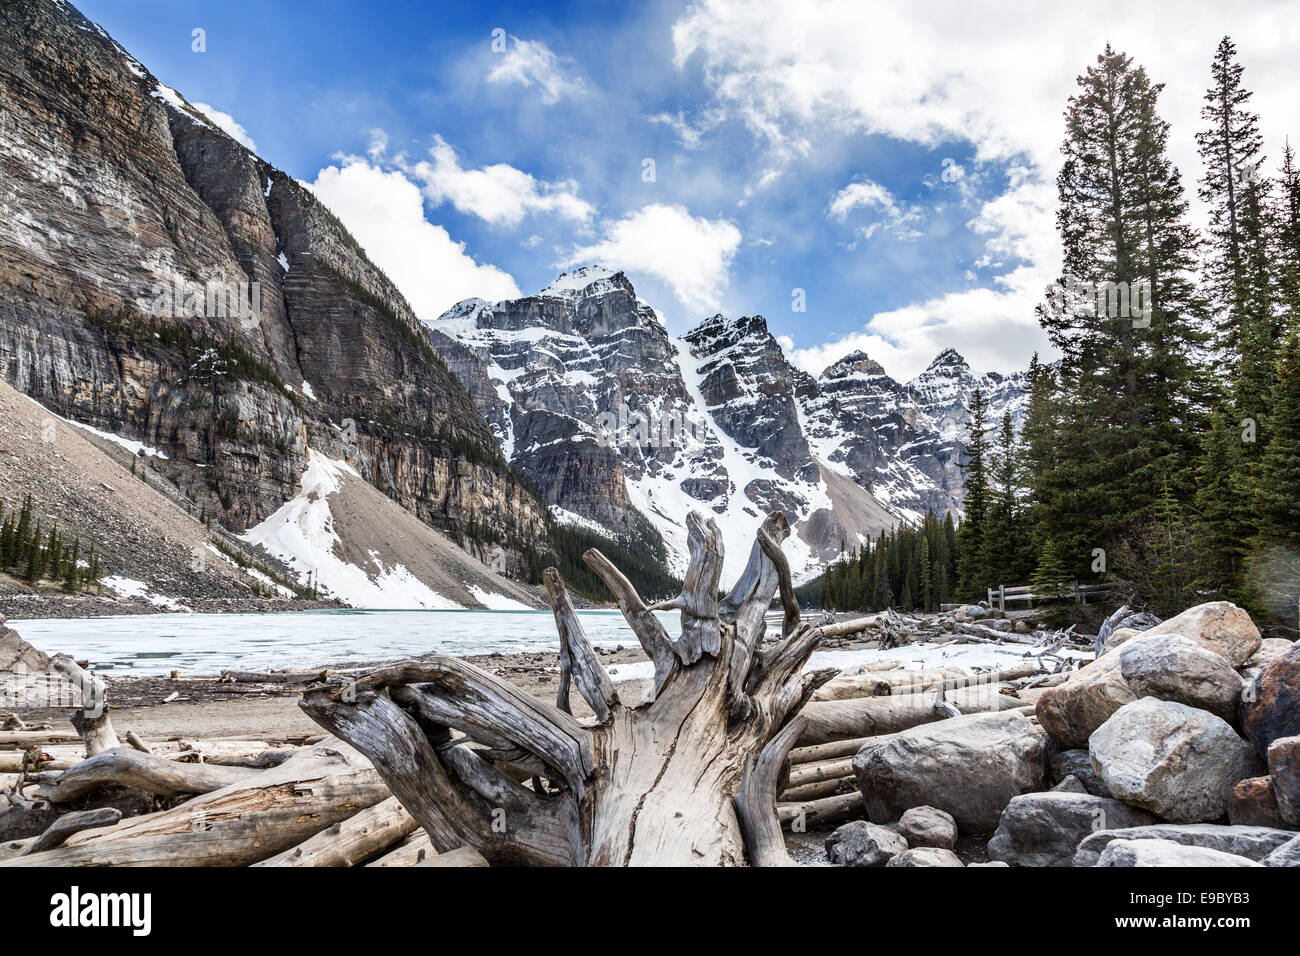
778;792;863;829
302;510;835;867
813;663;1044;701
780;777;846;803
22;808;122;855
220;669;328;685
2;743;387;867
253;795;416;867
366;828;435;867
789;735;872;765
818;614;884;639
734;716;804;868
31;748;259;803
0;730;80;750
50;655;119;756
786;756;855;789
798;684;1023;746
415;846;489;867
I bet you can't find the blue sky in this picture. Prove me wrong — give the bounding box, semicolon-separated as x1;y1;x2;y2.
78;0;1299;380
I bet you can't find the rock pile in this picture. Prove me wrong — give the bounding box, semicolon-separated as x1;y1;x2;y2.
830;601;1300;867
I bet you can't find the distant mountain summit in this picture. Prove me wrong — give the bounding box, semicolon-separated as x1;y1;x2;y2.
428;270;1026;580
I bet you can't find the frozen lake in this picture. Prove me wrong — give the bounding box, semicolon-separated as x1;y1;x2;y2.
9;608;1079;679
11;609;676;677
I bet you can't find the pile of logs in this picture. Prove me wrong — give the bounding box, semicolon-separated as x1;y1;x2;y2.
0;657;484;867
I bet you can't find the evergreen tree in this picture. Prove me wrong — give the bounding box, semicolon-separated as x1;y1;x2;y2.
1192;410;1249;591
956;388;992;599
1195;36;1264;347
1040;45;1211;576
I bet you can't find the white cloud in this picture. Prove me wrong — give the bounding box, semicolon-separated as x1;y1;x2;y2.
410;134;594;227
192;102;257;152
828;178;924;242
673;0;1298;373
784;263;1050;382
563;204;742;313
828;179;900;221
306;158;521;320
487;36;585;104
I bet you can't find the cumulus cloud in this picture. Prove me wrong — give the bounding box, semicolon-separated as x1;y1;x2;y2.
192;102;257;152
673;0;1296;372
306;158;521;320
828;179;900;222
563;204;742;313
828;178;924;242
784;264;1049;382
409;134;594;227
487;36;585;104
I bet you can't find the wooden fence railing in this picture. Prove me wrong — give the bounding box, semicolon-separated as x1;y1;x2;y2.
987;582;1113;611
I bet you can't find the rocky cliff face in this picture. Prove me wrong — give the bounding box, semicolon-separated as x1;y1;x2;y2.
0;0;547;569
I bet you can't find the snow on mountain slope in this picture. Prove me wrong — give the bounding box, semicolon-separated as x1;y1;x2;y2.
428;268;899;583
799;348;1028;518
242;449;543;609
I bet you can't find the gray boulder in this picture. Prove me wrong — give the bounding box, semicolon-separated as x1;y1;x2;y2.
1241;644;1300;758
1036;654;1135;749
825;820;907;867
1101;601;1261;667
1090;698;1257;822
1052;774;1088;794
897;806;957;850
1240;638;1295;682
1263;834;1300;866
1096;838;1263;867
886;847;963;867
853;711;1046;834
1073;823;1295;867
1048;747;1112;797
1118;634;1243;723
0;623;50;673
987;792;1156;867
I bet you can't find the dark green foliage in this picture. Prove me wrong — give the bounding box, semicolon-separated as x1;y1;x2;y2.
525;514;681;604
0;497;103;591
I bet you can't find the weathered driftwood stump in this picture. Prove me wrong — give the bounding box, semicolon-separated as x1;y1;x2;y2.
300;511;833;866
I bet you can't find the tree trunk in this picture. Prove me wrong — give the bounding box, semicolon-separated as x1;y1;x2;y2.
300;511;835;867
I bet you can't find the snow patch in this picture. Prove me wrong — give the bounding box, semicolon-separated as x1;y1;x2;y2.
467;585;533;611
240;450;461;609
102;575;191;612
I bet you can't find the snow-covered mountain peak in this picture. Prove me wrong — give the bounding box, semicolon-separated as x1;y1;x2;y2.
536;264;629;301
821;349;892;382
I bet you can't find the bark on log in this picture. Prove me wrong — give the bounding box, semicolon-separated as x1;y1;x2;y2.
2;743;387;867
301;511;834;866
253;795;416;867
